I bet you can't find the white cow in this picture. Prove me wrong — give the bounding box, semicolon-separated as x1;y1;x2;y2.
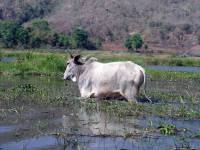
64;54;151;103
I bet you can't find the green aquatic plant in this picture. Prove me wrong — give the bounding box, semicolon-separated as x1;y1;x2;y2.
124;132;135;139
194;133;200;139
158;123;177;135
12;84;38;93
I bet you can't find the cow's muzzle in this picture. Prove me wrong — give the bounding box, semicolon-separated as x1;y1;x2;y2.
63;76;70;80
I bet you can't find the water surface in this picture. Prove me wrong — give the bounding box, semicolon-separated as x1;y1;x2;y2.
148;65;200;73
0;75;200;150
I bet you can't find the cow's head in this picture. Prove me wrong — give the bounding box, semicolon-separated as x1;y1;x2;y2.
63;54;83;82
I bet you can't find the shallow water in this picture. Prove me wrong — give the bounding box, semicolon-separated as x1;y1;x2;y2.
1;134;200;150
0;76;200;150
148;65;200;73
0;57;17;63
0;125;15;134
1;135;58;150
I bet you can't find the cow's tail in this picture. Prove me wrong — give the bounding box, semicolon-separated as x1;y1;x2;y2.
140;70;152;103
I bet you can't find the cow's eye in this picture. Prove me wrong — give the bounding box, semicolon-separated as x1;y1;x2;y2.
66;62;69;66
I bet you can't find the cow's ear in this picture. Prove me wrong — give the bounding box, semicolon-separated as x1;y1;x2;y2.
74;55;83;65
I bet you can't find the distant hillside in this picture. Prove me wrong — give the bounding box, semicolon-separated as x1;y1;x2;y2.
1;0;200;51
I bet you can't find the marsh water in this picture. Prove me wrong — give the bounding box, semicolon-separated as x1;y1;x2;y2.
148;65;200;73
0;73;200;150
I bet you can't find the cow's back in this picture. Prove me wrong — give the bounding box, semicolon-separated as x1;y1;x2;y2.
82;61;143;91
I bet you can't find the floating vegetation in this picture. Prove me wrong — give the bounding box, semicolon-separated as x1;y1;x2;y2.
11;84;38;93
158;123;178;135
194;133;200;139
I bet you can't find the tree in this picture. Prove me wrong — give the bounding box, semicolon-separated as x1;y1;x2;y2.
0;20;19;48
31;19;51;31
144;44;148;50
51;33;59;47
29;19;52;46
30;36;41;48
131;33;143;51
71;27;88;49
16;27;30;48
124;33;143;51
57;34;70;48
124;37;132;50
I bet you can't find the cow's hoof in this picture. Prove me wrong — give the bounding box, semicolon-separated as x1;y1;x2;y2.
128;100;137;104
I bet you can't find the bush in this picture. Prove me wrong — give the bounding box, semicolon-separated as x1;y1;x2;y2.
29;19;53;46
51;33;59;47
0;20;19;48
16;27;30;48
124;33;143;51
31;19;51;31
144;44;148;50
124;37;132;50
71;27;89;49
57;34;70;49
30;36;42;48
131;33;143;50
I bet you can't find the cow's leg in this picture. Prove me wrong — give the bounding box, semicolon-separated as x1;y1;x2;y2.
80;88;92;99
122;86;138;103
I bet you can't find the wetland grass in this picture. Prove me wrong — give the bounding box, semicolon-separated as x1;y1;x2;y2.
1;81;200;120
0;51;66;76
1;50;200;131
1;50;200;81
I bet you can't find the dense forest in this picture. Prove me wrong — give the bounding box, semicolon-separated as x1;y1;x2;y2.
0;0;200;51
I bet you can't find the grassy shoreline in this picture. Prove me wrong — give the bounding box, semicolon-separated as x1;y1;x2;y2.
0;49;200;79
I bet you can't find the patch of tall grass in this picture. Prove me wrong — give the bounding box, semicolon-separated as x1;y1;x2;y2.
144;56;200;66
146;69;200;80
0;51;66;76
0;50;200;78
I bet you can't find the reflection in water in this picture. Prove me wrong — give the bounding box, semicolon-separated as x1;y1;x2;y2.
61;108;200;150
1;133;200;150
55;130;200;150
1;136;58;150
0;125;16;134
62;108;141;136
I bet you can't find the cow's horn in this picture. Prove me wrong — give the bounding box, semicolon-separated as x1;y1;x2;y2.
69;53;73;59
84;55;91;61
